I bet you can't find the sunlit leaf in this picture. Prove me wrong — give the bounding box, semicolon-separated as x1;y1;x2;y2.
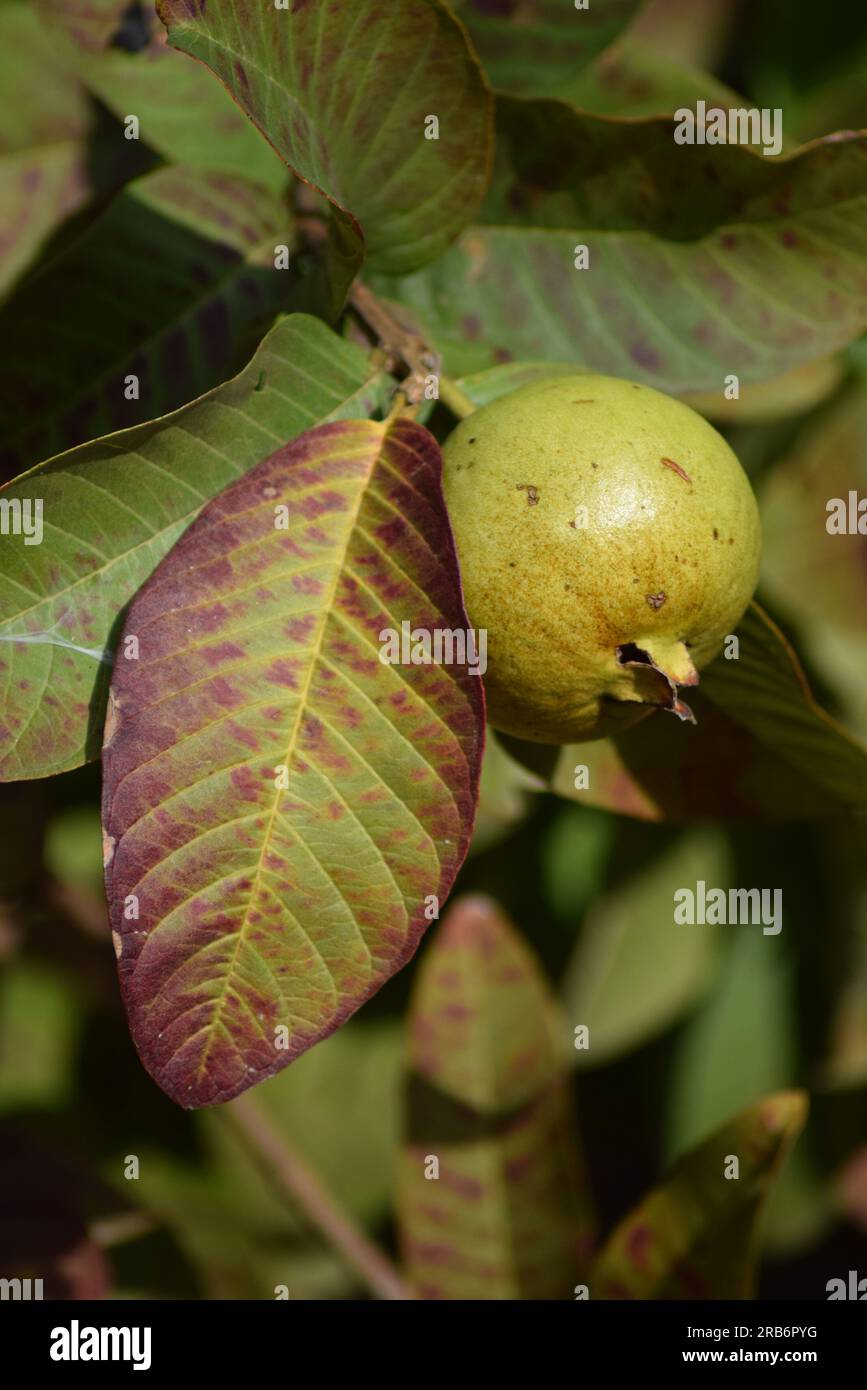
0;315;392;782
371;113;867;390
102;416;484;1107
158;0;493;275
0;165;294;475
591;1091;807;1298
760;383;867;742
400;894;594;1298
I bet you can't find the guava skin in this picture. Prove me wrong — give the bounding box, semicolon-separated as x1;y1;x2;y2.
442;374;762;744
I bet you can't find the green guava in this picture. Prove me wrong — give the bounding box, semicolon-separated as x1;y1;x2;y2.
442;374;761;744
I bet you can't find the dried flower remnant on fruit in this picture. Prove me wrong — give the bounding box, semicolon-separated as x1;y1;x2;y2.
516;484;539;505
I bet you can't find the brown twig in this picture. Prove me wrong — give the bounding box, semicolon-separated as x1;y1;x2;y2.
349;281;441;408
227;1093;414;1301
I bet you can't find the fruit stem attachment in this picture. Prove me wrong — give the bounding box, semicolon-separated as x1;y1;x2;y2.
439;377;477;419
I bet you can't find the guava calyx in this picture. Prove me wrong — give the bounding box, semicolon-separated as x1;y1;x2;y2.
615;637;699;724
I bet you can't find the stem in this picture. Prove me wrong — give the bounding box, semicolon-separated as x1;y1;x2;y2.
439;376;477;419
227;1093;414;1301
349;279;439;412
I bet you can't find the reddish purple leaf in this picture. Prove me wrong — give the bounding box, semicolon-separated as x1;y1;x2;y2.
102;417;484;1107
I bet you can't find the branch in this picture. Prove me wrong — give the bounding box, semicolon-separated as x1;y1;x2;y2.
349;280;440;408
227;1093;414;1301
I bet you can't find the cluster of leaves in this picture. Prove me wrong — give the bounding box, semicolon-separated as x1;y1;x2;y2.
2;0;867;1299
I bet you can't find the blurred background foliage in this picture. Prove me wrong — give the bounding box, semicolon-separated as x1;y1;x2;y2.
2;0;867;1299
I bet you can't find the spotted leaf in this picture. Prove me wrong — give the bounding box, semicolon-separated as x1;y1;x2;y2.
101;416;484;1107
399;894;594;1298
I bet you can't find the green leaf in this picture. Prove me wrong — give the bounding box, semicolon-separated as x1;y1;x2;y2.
0;2;93;298
759;384;867;742
102;416;484;1107
591;1090;807;1299
540;603;867;820
563;34;743;117
400;894;594;1299
158;0;493;275
371;113;867;390
470;729;539;856
0;314;392;782
0;964;80;1111
458;360;578;406
664;929;830;1254
0;165;294;476
562;829;726;1067
541;801;615;921
33;0;288;190
128;1153;355;1298
202;1021;402;1224
44;805;104;897
450;0;644;98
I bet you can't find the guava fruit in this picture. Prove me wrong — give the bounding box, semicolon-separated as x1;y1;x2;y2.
442;374;761;744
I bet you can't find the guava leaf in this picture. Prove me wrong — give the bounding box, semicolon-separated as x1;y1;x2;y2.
202;1021;402;1225
664;929;831;1253
540;603;867;820
0;965;80;1112
157;0;493;276
540;802;614;921
470;729;539;856
760;383;867;743
131;1154;354;1298
591;1091;807;1299
33;0;288;190
562;829;727;1068
0;2;93;299
449;0;644;98
0;165;295;477
0;315;393;782
562;33;743;117
101;416;484;1107
370;114;867;390
399;894;594;1299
